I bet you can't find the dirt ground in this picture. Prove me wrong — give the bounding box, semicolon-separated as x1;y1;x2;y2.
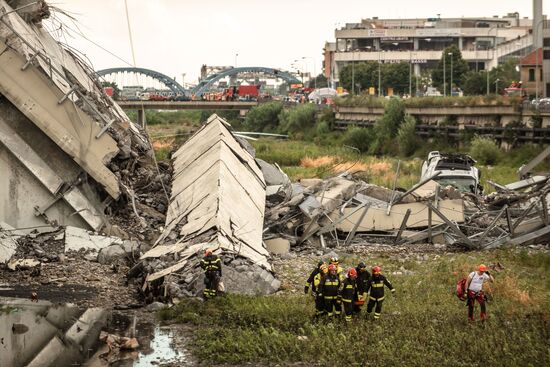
0;258;139;308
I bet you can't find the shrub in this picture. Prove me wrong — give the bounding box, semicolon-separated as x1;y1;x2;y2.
278;104;317;136
244;102;284;132
469;136;502;165
343;127;373;153
396;116;418;156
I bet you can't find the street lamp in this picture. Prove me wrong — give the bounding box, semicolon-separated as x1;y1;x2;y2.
409;50;412;97
473;41;478;72
235;53;239;68
302;56;317;90
351;51;355;95
495;78;500;94
448;52;453;96
487;26;498;95
378;50;383;97
443;51;446;97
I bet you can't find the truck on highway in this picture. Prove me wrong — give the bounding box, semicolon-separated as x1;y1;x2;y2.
421;151;482;195
237;85;260;101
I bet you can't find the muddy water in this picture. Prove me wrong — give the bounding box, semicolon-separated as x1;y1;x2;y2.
0;298;194;367
130;326;192;366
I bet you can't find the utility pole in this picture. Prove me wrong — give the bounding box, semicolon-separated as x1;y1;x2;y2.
443;51;446;97
352;51;355;95
378;50;382;97
448;52;453;96
409;50;412;97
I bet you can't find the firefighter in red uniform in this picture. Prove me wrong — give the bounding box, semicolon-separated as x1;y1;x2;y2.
319;264;341;318
340;268;357;322
365;266;395;320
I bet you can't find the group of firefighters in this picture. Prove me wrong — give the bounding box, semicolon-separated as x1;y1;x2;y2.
199;249;495;322
304;257;494;322
304;257;395;321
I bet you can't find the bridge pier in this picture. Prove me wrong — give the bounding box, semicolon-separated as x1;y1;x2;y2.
137;109;145;127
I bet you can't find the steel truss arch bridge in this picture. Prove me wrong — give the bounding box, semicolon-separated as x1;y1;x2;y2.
97;67;187;95
192;66;301;96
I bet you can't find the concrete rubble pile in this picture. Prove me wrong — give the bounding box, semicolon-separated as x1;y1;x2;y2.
0;0;166;238
262;170;550;252
133;115;281;302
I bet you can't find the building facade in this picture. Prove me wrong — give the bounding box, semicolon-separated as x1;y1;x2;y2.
325;13;535;88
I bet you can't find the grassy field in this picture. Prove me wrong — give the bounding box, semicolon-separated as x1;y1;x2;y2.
251;139;546;192
160;248;550;366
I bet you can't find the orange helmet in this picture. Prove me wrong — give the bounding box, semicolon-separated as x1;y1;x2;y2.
372;266;381;274
348;268;357;279
320;264;328;274
328;264;337;274
478;264;487;272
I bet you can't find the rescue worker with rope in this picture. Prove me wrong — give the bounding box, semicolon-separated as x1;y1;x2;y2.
200;248;222;299
354;262;370;314
465;264;494;322
319;264;342;318
340;268;358;322
365;266;395;320
312;264;328;318
304;260;324;296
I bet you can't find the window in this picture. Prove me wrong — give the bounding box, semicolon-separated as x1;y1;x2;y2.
544;50;550;60
529;68;535;82
544;38;550;47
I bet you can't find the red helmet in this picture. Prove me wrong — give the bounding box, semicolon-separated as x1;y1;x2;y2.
478;264;487;272
348;268;357;279
204;249;213;257
372;266;381;274
328;264;337;273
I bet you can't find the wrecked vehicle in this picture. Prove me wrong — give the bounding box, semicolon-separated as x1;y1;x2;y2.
421;151;482;195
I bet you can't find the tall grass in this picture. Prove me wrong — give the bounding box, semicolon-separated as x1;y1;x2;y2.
162;249;550;366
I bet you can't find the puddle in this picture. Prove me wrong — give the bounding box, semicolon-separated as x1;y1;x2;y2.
130;326;190;366
0;298;106;367
1;298;193;367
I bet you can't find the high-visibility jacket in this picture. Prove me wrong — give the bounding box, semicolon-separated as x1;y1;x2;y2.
200;254;222;276
340;278;356;302
319;274;340;299
313;272;325;296
305;267;320;292
365;274;394;300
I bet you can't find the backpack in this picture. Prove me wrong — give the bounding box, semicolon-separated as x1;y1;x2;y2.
456;277;468;301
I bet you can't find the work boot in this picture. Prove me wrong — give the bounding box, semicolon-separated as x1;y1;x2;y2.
480;312;486;322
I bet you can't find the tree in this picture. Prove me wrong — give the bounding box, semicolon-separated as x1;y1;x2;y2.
244;102;284;132
339;61;410;95
381;62;410;95
462;71;488;95
431;45;469;95
307;74;328;89
370;98;405;155
396;116;419;156
462;59;520;96
278;104;317;136
101;81;120;100
339;62;378;94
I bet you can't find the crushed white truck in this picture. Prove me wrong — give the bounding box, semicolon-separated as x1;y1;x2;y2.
421;151;483;195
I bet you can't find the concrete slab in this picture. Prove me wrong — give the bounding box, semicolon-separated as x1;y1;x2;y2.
64;226;122;257
265;238;290;255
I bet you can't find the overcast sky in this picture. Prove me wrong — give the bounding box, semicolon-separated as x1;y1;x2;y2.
45;0;545;85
